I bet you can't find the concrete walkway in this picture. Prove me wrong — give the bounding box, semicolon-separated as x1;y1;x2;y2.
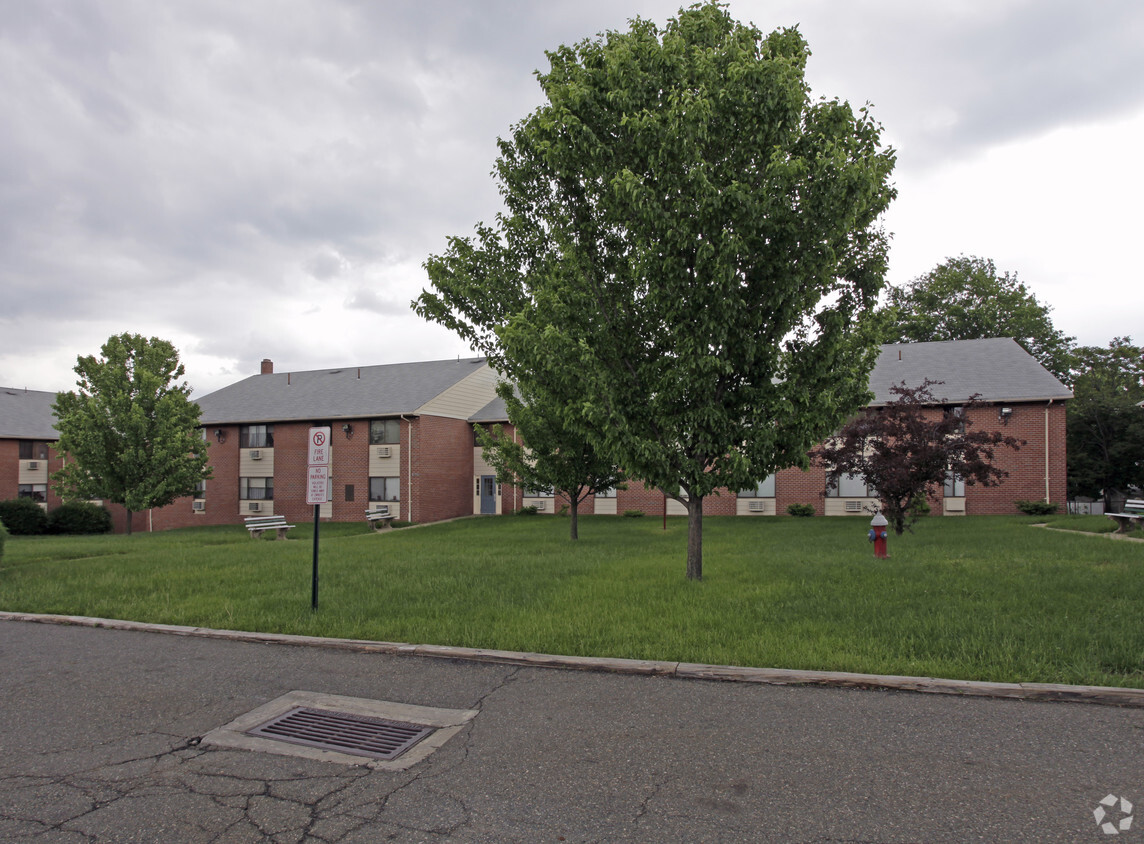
3;616;1144;842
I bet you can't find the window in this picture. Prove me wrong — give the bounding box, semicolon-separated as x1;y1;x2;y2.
370;419;400;445
525;485;554;497
827;472;875;497
19;441;49;460
239;477;274;500
595;487;618;498
369;477;400;501
239;425;274;449
194;479;206;499
738;474;776;498
345;484;355;503
944;472;965;497
944;406;966;434
18;484;46;503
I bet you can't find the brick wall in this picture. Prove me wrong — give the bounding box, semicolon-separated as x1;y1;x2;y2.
412;415;480;524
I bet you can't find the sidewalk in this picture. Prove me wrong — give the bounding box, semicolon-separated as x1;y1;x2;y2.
3;616;1143;842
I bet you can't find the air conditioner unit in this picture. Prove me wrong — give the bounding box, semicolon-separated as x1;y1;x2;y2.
748;500;766;512
192;501;205;511
535;500;547;511
248;502;261;512
377;446;391;458
27;461;39;470
845;501;862;512
250;450;262;460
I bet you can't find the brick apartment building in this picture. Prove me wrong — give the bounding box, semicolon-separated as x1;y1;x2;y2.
0;338;1070;532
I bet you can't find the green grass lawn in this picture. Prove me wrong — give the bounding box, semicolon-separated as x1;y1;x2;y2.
2;515;1142;687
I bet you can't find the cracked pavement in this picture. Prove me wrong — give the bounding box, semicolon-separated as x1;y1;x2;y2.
3;619;1144;842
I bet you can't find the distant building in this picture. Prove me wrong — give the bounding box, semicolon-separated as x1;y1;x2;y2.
0;339;1070;532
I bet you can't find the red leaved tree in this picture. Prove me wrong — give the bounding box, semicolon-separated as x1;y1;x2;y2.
815;380;1023;534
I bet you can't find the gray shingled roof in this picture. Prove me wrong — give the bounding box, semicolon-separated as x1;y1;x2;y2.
0;387;59;439
196;357;491;424
869;338;1071;405
467;338;1072;422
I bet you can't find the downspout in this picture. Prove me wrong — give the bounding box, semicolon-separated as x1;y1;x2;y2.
401;415;413;522
1045;399;1053;503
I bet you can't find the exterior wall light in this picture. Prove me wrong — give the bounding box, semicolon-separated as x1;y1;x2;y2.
214;428;226;443
342;423;354;438
999;407;1013;422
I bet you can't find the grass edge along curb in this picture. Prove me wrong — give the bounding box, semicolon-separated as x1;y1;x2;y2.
4;611;1143;709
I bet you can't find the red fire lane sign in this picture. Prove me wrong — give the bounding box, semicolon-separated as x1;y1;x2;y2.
307;427;332;504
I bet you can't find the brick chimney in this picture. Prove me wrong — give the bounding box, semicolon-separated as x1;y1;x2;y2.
260;359;274;375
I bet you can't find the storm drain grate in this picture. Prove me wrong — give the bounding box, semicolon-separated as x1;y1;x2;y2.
246;706;435;761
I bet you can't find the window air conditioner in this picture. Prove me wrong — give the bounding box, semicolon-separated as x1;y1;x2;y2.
377;446;391;458
192;501;205;511
27;461;39;470
248;502;261;512
845;501;862;512
748;501;766;512
250;450;262;460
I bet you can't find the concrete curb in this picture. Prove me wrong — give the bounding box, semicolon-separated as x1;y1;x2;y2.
4;610;1143;708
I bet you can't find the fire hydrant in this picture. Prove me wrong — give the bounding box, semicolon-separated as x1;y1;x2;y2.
868;513;888;559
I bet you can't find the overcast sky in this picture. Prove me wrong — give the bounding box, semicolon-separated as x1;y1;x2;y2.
2;0;1141;396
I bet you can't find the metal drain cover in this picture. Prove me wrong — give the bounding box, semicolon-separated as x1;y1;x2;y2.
247;706;433;761
201;691;480;770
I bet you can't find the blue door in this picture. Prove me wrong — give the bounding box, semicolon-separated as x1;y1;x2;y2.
480;476;497;514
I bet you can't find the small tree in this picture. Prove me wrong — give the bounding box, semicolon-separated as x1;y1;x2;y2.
52;334;211;535
476;383;623;541
816;380;1023;534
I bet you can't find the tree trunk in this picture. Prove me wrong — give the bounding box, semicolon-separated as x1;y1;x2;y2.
685;496;703;581
125;509;134;536
569;497;579;541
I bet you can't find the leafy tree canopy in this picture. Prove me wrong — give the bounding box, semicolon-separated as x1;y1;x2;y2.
881;255;1074;381
476;381;624;540
816;380;1023;535
417;3;897;579
52;333;211;534
1066;337;1144;505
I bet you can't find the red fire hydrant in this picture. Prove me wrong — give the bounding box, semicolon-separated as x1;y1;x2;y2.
868;513;888;559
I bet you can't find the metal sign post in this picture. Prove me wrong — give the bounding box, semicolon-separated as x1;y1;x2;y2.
307;427;332;610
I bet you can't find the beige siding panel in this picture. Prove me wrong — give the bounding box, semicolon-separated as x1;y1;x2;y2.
666;498;688;517
944;497;967;515
736;499;776;516
824;498;879;517
240;448;275;477
369;446;402;476
473;447;495;477
18;461;48;485
524;497;554;513
240;501;274;517
415;364;500;420
595;497;618;516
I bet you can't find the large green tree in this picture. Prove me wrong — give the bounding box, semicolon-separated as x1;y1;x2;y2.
418;3;896;579
52;333;211;535
881;256;1074;381
1067;337;1144;508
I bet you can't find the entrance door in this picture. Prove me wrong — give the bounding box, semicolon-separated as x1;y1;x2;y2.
480;476;497;514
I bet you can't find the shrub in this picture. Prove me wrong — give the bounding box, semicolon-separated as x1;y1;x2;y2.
787;503;815;517
1016;499;1060;516
0;519;7;563
622;509;645;518
48;501;113;535
910;495;931;518
0;498;49;535
516;506;539;516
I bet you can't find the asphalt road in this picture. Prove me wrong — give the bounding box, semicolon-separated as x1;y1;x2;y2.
2;618;1143;843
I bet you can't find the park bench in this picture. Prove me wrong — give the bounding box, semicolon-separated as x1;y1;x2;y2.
245;514;295;540
365;505;395;530
1107;499;1144;534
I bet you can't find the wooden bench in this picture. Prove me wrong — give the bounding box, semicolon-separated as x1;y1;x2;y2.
365;505;395;530
1107;499;1144;534
245;515;295;540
